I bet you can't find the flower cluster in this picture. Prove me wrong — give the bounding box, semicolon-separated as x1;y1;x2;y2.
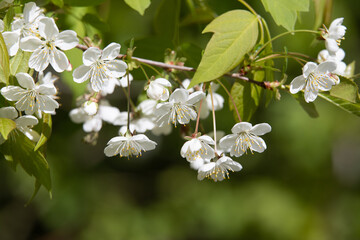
290;18;347;102
0;2;77;145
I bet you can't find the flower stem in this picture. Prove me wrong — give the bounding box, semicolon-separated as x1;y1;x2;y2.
254;30;321;58
194;83;206;135
209;84;217;152
126;71;131;132
216;79;242;122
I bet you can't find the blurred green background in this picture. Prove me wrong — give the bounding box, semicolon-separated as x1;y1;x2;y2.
1;0;360;239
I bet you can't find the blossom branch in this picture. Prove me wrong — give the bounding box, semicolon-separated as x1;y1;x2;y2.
76;44;270;89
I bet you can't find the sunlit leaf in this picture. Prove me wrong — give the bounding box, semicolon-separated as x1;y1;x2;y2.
330;76;360;103
0;118;16;140
260;0;310;31
10;50;31;75
230;81;260;122
0;130;52;192
34;113;52;151
318;92;360;117
0;33;10;85
189;10;258;88
124;0;151;15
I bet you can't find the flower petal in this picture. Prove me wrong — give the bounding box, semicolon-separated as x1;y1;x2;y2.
198;135;215;145
49;48;69;72
218;134;237;149
231;122;252;134
3;31;20;56
98;105;121;123
101;42;120;61
0;106;18;119
169;88;189;103
83;117;102;132
1;86;26;101
289;75;306;94
37;95;59;112
325;39;339;53
316;61;337;74
83;47;101;66
29;47;50;72
15;115;38;127
73;65;91;83
69;108;88;123
304;84;318;103
106;60;127;78
38;17;59;40
37;84;57;95
154;78;172;87
55;30;78;50
303;62;318;77
187;91;205;105
23;2;42;23
15;72;35;89
20;36;43;52
250;123;271;136
249;136;266;153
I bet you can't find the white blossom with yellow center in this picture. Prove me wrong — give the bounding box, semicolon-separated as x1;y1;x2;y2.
180;135;215;162
290;61;339;103
1;73;59;118
155;88;205;127
73;42;127;92
197;155;242;182
219;122;271;157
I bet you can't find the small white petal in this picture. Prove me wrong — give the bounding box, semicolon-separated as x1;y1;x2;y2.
231;122;252;134
290;75;306;94
250;123;271;136
83;47;101;66
169;88;189;103
101;42;120;60
55;30;78;50
73;65;91;83
49;48;69;72
15;73;35;89
106;60;127;78
29;47;50;72
1;86;26;101
187;91;205;105
38;17;59;40
316;61;337;74
303;62;318;77
83;117;102;132
20;36;43;51
0;107;18;119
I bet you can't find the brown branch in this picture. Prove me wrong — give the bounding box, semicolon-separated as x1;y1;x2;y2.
76;44;271;89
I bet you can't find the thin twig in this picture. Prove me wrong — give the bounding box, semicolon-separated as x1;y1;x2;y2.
76;44;269;89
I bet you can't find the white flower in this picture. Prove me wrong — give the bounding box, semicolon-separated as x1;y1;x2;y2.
38;71;58;87
146;78;172;101
20;17;78;72
0;19;4;32
104;133;157;158
1;73;59;117
83;101;98;116
180;135;215;161
325;18;346;54
317;49;346;76
2;2;44;56
290;61;339;103
0;106;40;144
197;155;242;182
101;74;133;96
73;42;127;92
155;88;205;127
181;79;195;93
69;100;123;132
219;122;271;157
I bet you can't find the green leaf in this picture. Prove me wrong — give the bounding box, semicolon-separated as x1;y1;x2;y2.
0;32;10;85
63;0;105;6
51;0;64;7
34;113;52;151
318;92;360;117
189;10;259;88
0;118;16;140
230;81;259;122
291;91;319;118
330;76;360;103
154;0;180;44
0;130;52;192
10;50;31;75
124;0;151;15
82;13;109;32
261;0;310;31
